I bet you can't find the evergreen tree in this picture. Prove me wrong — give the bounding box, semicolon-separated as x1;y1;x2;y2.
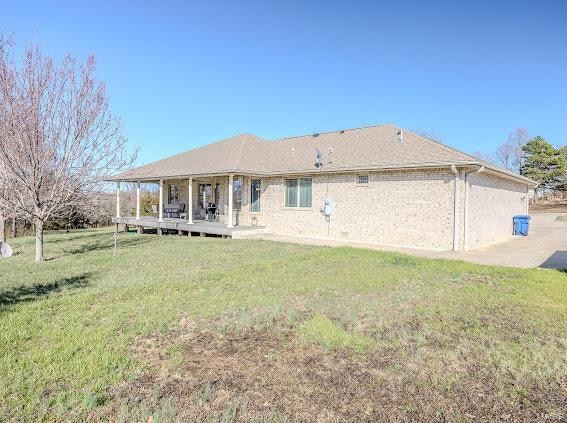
521;136;566;193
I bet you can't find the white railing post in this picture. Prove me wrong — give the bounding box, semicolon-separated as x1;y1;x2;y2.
136;181;141;220
227;175;234;228
188;177;193;224
116;182;120;218
158;179;164;222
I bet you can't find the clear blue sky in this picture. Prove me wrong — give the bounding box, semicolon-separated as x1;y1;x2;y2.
2;0;566;164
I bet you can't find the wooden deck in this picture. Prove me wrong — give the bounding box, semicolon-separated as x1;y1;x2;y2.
112;216;265;238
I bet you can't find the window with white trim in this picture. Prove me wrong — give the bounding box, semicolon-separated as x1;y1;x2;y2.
285;177;312;207
251;179;261;213
168;184;179;203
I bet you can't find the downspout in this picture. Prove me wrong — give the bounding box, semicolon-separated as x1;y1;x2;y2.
451;165;459;251
463;165;484;251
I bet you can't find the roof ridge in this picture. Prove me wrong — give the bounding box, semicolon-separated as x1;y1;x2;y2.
273;123;387;141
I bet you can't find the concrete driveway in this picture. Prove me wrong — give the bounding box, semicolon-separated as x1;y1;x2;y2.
450;213;567;269
252;213;567;270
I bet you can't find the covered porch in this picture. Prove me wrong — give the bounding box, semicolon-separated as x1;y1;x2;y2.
112;174;262;238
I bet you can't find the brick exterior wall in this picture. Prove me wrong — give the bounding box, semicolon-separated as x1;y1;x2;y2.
160;168;529;251
464;172;528;250
239;169;457;249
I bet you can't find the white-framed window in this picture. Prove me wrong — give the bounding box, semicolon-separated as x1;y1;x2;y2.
250;179;261;213
356;174;369;184
285;177;312;207
168;184;179;203
198;183;211;208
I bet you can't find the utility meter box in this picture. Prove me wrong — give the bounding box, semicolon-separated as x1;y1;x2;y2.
323;198;334;216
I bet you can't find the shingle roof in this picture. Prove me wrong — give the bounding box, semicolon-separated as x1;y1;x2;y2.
113;124;535;185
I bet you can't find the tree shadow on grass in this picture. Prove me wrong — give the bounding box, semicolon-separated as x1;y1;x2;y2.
0;273;91;307
63;235;153;256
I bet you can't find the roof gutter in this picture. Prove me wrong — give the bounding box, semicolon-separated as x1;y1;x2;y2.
463;165;485;251
480;164;537;187
107;162;483;183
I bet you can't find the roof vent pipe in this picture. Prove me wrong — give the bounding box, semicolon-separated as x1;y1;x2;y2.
398;130;403;142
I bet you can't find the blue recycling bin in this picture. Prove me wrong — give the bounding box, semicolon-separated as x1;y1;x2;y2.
513;215;530;236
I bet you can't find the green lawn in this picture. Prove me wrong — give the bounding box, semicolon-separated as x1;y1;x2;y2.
0;228;565;422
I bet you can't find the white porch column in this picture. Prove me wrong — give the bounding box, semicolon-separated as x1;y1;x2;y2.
158;179;164;222
227;174;234;228
188;177;193;224
136;181;141;220
116;182;120;218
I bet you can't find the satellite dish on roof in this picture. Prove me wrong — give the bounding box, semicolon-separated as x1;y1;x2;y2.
0;242;13;258
315;147;333;169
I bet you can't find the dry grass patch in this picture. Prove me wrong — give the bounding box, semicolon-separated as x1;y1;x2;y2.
93;316;566;422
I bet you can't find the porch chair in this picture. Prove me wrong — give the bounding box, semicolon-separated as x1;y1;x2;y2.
176;203;186;219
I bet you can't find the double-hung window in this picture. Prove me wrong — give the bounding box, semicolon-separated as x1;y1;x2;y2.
168;184;179;203
285;177;312;208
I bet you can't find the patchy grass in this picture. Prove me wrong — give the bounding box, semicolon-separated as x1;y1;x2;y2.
0;228;566;421
299;314;373;352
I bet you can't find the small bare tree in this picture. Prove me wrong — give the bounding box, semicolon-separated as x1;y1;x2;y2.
412;129;444;144
0;212;4;242
0;174;14;243
494;128;529;174
473;150;496;164
0;37;135;261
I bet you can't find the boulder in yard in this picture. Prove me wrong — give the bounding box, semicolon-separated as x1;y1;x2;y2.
0;242;13;258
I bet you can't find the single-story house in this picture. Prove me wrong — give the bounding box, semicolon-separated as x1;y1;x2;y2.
111;124;537;251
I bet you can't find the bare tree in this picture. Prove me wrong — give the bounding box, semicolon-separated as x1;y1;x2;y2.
412;129;444;144
473;150;496;164
0;178;13;243
494;128;529;173
0;37;135;261
0;213;4;242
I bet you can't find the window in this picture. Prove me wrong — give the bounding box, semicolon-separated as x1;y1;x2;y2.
168;184;179;203
198;184;211;208
251;179;261;213
285;179;297;207
215;183;221;205
233;177;242;211
299;178;312;207
285;177;312;207
357;174;369;184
